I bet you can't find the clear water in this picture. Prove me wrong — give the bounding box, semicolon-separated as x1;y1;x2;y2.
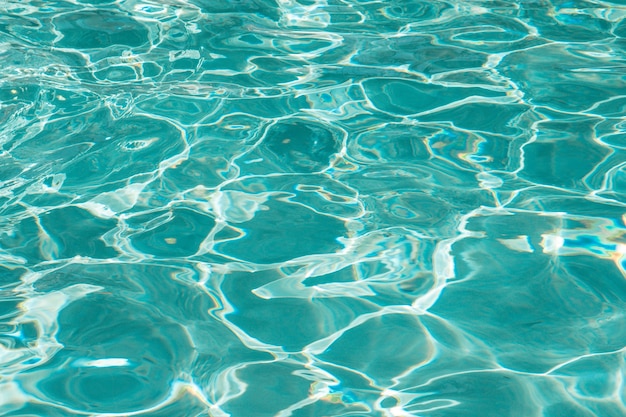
0;0;625;416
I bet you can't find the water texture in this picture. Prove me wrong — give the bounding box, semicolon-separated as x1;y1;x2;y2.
0;0;625;416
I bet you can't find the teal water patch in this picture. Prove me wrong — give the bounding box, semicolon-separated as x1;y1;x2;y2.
1;0;626;416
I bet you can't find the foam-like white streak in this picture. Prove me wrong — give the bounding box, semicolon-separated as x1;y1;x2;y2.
73;358;131;368
540;233;565;254
78;182;147;217
253;279;376;299
0;380;30;414
279;0;331;28
498;235;534;253
209;190;271;224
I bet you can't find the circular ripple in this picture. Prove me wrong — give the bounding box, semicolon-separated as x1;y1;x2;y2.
26;294;193;413
53;10;149;49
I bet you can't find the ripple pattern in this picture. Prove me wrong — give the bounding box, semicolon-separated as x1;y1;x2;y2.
0;0;625;416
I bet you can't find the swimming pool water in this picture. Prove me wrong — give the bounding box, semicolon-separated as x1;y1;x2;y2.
1;0;625;416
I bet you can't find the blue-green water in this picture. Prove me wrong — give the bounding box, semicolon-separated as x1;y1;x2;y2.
1;0;626;415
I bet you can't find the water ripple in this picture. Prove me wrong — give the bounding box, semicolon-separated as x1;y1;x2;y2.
1;1;625;416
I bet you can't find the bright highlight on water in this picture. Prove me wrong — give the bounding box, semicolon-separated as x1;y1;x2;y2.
1;0;625;416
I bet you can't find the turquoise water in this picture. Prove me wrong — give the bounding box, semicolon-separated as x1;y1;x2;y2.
1;0;626;415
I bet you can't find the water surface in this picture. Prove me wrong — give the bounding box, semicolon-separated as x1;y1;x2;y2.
1;0;625;416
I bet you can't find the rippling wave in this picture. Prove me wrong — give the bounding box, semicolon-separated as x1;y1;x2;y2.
1;0;625;416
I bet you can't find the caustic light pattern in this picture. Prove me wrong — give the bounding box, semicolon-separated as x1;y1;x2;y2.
0;0;625;416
